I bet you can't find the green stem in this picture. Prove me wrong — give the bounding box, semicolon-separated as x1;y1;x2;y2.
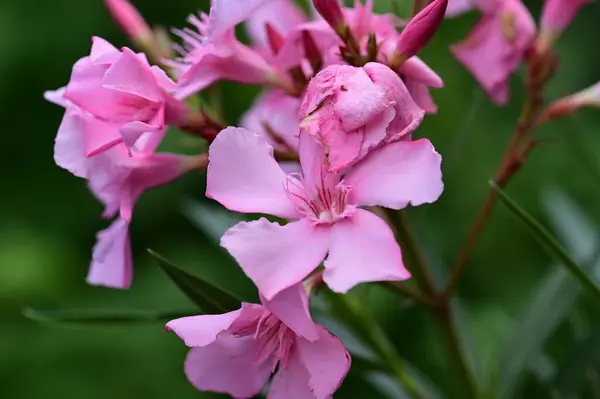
330;293;425;399
383;208;479;399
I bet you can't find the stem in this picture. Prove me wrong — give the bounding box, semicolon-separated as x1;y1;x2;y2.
444;91;541;297
380;281;438;307
330;292;426;399
383;208;479;398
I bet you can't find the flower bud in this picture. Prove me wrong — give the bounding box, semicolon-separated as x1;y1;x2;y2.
265;23;286;54
538;82;600;123
302;30;322;74
105;0;152;43
395;0;448;61
313;0;346;35
540;0;592;46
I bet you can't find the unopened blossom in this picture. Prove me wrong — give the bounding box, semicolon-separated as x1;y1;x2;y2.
63;37;185;148
313;0;347;34
244;0;306;52
540;0;593;43
170;0;294;99
274;0;399;71
394;0;448;61
207;127;443;300
300;63;424;171
241;89;301;151
539;81;600;122
104;0;154;48
167;283;351;398
451;0;536;104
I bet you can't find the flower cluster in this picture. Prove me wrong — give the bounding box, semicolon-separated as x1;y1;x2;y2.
44;0;594;397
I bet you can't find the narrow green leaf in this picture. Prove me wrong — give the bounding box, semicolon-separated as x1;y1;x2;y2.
23;307;193;325
492;191;600;398
551;327;600;396
491;181;600;299
148;249;242;314
182;199;244;245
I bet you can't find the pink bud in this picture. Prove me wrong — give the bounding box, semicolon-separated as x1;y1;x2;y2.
396;0;448;59
539;81;600;122
105;0;153;41
265;23;285;55
313;0;346;33
540;0;592;39
302;30;322;74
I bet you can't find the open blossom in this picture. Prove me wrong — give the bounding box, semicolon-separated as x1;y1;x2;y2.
170;0;294;99
207;127;443;300
167;284;350;398
62;37;185;149
46;86;204;288
451;0;536;104
300;63;424;172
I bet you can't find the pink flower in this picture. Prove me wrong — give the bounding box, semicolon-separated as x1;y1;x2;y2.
540;0;592;39
167;284;350;398
207;127;443;300
63;37;184;148
170;0;293;99
299;63;424;171
47;87;205;289
451;0;536;104
87;218;132;288
241;89;300;151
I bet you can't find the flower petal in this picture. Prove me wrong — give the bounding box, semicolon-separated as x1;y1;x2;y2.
207;127;300;219
268;350;313;399
167;306;250;347
185;334;272;397
221;218;330;300
345;138;443;209
324;209;410;293
261;284;320;342
103;47;163;101
297;326;351;398
86;218;132;289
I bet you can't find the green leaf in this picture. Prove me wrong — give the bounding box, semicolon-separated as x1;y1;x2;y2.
551;327;600;396
182;199;244;245
491;190;600;398
148;249;242;314
491;181;600;299
23;307;193;325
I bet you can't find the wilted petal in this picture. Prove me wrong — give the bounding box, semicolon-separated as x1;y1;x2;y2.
185;335;272;398
206;127;300;219
345;138;443;209
324;209;410;293
297;326;351;398
87;218;132;289
221;218;330;300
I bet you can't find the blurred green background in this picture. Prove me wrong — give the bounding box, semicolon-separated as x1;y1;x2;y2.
2;0;600;398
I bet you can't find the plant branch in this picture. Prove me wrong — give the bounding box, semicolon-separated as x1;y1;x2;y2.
382;208;479;398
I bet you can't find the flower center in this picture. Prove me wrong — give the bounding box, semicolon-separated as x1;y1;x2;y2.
285;174;355;224
252;312;295;372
